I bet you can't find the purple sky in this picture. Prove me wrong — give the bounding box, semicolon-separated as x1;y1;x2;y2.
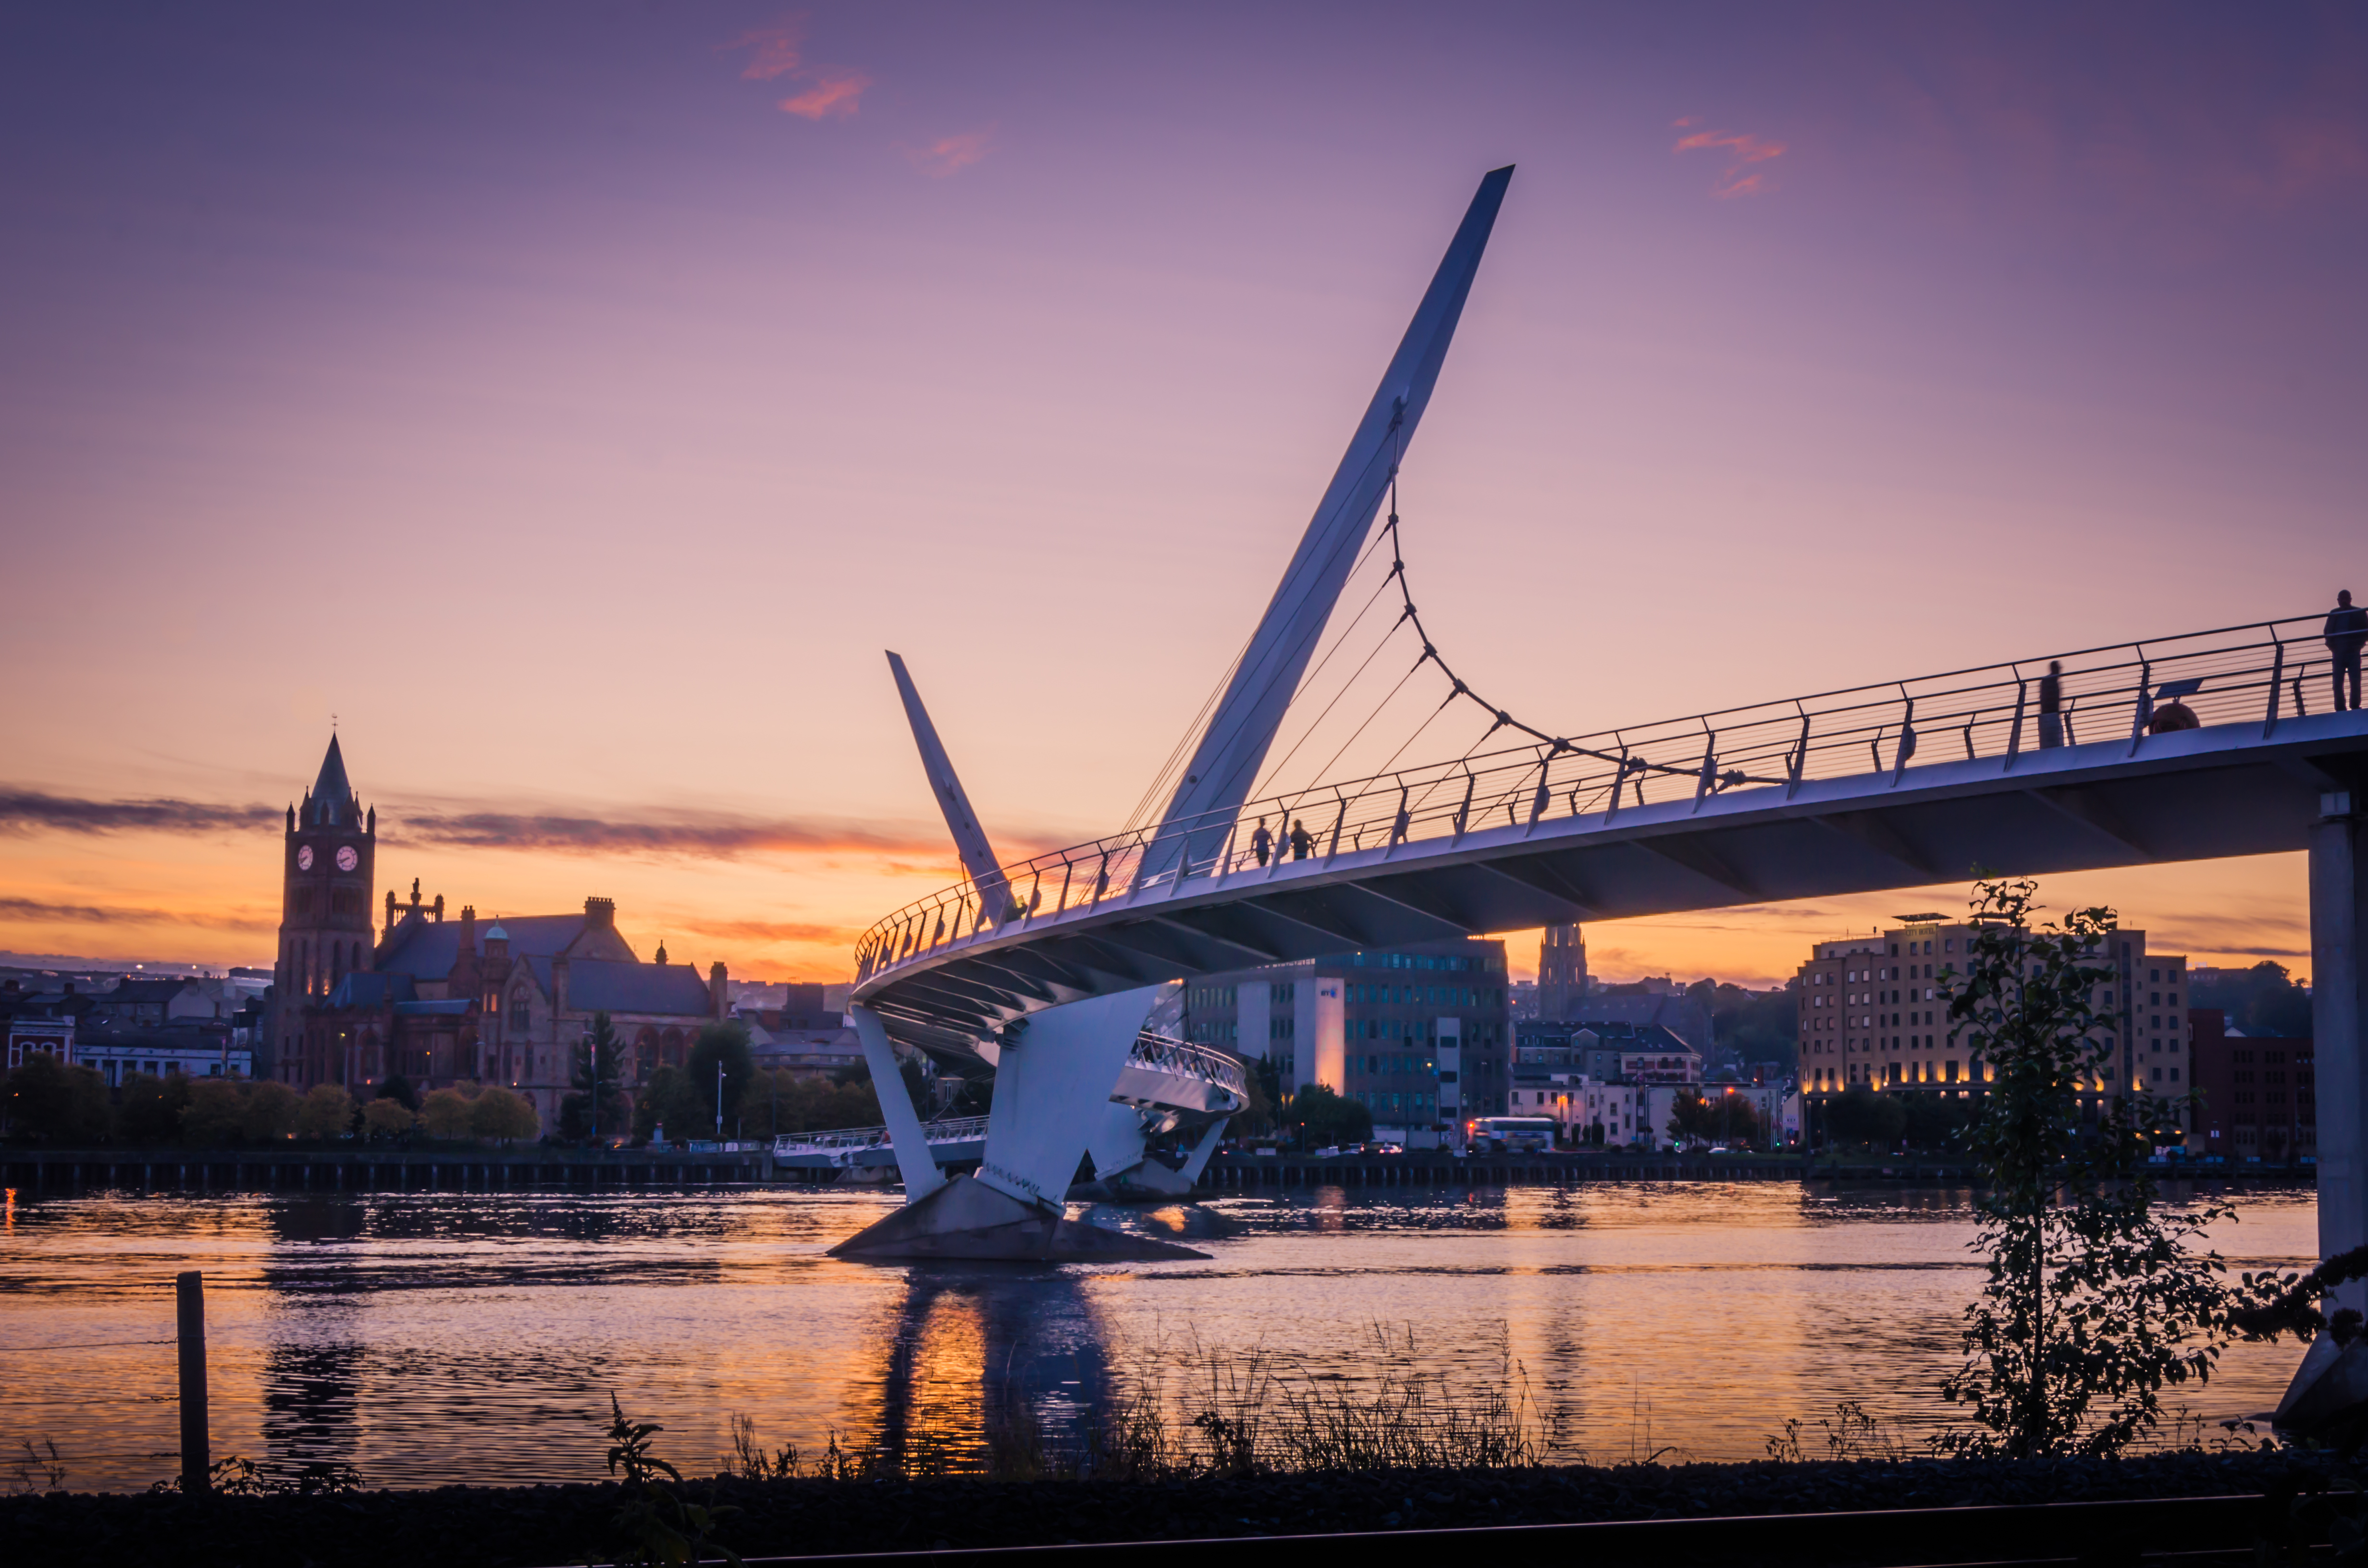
3;3;2362;981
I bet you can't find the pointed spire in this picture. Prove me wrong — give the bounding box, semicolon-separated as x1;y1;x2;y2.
310;734;355;826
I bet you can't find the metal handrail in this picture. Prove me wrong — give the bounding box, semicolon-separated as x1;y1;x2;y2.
853;610;2357;985
772;1031;1244;1152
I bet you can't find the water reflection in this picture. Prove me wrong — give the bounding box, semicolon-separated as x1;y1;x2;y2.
0;1183;2320;1491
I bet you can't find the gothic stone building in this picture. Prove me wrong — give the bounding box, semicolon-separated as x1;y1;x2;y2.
270;736;726;1128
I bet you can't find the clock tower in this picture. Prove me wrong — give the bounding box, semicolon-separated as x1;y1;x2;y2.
270;734;377;1083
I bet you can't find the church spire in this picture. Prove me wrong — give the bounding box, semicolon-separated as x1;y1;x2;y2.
310;734;355;825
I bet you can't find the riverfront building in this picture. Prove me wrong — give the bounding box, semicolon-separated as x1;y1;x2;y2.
2188;1008;2314;1162
268;736;728;1127
1793;916;2189;1130
1179;938;1513;1129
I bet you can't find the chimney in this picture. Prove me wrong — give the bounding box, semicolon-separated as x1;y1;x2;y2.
584;897;616;931
709;961;728;1019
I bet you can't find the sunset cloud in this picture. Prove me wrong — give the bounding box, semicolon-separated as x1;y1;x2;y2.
0;895;273;932
907;130;991;178
0;789;278;836
779;71;870;120
728;21;805;81
386;807;941;859
675;915;863;946
1674;122;1786;197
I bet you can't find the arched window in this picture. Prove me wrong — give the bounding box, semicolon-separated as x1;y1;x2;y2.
509;990;530;1030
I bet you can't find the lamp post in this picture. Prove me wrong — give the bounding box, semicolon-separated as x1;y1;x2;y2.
715;1060;726;1139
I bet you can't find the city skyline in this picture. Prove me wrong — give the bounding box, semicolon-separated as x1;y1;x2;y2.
5;4;2361;985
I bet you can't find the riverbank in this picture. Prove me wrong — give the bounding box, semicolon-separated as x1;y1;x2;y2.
3;1448;2352;1567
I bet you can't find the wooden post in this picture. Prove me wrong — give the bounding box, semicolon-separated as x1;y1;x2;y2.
176;1271;210;1495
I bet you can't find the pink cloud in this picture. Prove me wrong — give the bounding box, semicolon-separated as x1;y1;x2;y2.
1673;125;1787;198
907;129;991;178
779;71;870;120
728;21;805;81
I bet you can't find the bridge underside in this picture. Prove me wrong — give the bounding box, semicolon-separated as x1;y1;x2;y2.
858;712;2368;1058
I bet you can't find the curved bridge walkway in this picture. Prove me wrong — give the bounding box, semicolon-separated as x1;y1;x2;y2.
852;611;2368;1053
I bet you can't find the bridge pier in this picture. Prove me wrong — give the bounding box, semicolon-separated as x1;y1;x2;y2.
2313;792;2366;1314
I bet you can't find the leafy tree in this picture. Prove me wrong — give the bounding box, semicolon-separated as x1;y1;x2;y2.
375;1073;420;1111
361;1098;416;1139
1823;1084;1907;1150
1287;1083;1370;1149
1669;1087;1765;1148
569;1013;630;1140
419;1086;476;1140
240;1080;304;1142
1903;1091;1977;1153
467;1086;539;1143
2;1054;110;1143
293;1084;357;1140
634;1064;705;1143
684;1023;756;1139
2190;960;2313;1039
179;1079;250;1146
114;1071;191;1144
1936;877;2237;1458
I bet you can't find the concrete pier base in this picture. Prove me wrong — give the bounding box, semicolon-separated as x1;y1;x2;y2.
826;1173;1206;1262
2282;789;2365;1424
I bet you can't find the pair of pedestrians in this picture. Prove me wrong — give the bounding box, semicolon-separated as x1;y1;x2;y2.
2033;590;2366;746
1249;817;1317;866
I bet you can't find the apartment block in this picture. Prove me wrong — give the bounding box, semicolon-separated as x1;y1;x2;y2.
1793;915;2188;1124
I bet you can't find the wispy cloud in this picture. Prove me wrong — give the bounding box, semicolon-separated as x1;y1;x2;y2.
728;20;805;81
907;129;992;178
0;895;273;931
779;71;871;120
0;789;279;836
1674;120;1787;197
385;808;943;859
675;915;862;945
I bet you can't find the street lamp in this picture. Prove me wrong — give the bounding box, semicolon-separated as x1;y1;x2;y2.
715;1060;726;1139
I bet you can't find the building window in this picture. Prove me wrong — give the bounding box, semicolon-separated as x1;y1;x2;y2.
510;991;530;1029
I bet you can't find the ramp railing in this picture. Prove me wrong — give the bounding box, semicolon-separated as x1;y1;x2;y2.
856;609;2359;983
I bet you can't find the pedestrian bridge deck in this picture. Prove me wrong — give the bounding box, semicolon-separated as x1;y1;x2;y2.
851;612;2368;1056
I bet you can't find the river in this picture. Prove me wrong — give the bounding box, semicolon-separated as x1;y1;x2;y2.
0;1181;2318;1492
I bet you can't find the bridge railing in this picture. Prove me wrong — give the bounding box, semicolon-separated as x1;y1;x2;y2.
854;610;2350;982
773;1115;990;1158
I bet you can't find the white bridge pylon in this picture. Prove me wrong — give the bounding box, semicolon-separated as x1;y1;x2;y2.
832;167;1518;1262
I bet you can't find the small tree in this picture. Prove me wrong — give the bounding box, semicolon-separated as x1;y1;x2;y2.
240;1080;304;1141
684;1023;755;1138
1824;1084;1907;1151
1287;1083;1371;1149
1937;877;2234;1458
1;1054;111;1143
468;1086;540;1143
115;1071;191;1144
293;1084;357;1140
361;1098;416;1139
570;1013;629;1141
180;1079;250;1146
419;1087;476;1140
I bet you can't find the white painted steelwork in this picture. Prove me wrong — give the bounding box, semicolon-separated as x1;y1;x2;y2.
852;615;2368;1055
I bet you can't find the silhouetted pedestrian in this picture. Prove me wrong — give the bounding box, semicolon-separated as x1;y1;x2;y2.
2327;589;2367;712
1251;817;1272;867
1289;819;1314;860
2037;661;2064;748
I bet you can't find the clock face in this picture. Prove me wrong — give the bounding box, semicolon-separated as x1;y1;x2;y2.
336;845;359;872
296;845;314;871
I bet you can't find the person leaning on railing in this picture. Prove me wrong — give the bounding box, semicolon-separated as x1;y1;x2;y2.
2329;589;2368;713
2038;661;2064;748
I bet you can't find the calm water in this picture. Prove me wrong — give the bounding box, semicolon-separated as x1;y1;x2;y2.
0;1182;2319;1492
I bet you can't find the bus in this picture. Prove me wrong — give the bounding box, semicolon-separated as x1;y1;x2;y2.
1468;1116;1558;1153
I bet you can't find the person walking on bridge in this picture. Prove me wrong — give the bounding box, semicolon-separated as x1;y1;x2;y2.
1251;817;1273;867
1289;819;1314;860
2037;661;2065;748
2327;589;2367;712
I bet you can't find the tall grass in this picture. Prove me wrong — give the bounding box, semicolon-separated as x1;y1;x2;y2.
721;1324;1570;1482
